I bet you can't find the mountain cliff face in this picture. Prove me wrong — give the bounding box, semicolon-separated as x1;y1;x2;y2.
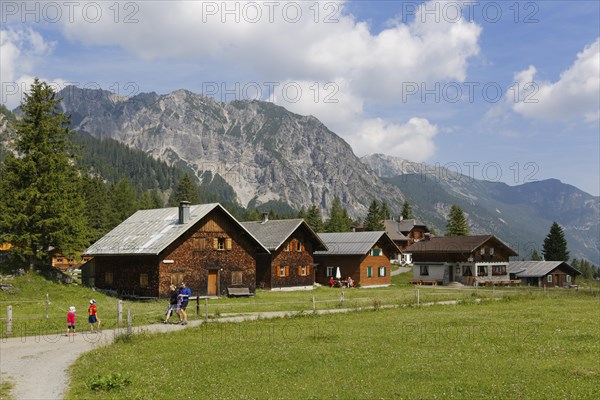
362;154;600;264
58;86;405;217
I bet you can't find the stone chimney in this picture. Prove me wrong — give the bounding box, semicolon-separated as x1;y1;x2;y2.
179;201;190;224
261;212;269;224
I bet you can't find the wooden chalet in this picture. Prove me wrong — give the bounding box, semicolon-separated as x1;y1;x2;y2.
240;215;327;290
383;218;430;264
508;261;580;288
82;202;269;298
314;231;400;288
410;235;518;286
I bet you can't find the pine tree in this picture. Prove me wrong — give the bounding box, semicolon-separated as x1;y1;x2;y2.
401;201;414;220
297;207;307;220
168;174;200;206
530;249;542;261
0;79;90;267
325;196;352;232
542;222;569;261
109;179;139;226
445;205;469;236
380;200;391;220
139;189;164;210
364;199;384;231
305;205;324;232
81;174;113;241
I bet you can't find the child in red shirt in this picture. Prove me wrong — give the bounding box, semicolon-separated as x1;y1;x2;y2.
66;306;76;336
88;299;101;332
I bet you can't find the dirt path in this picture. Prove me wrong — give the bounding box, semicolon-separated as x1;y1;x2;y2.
0;323;189;400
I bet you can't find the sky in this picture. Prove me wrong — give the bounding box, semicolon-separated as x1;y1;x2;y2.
1;0;599;195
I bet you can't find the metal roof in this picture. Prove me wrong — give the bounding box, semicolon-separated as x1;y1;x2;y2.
395;219;429;234
314;231;399;256
240;219;327;251
508;261;580;277
83;203;269;256
383;220;409;241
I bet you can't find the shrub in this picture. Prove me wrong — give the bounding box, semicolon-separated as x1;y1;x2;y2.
88;373;131;392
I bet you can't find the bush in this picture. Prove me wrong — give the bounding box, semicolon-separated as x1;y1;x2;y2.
88;373;131;392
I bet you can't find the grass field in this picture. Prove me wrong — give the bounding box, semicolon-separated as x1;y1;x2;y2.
64;294;600;399
1;271;599;338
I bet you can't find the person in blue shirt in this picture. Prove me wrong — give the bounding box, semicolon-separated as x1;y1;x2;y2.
178;282;191;325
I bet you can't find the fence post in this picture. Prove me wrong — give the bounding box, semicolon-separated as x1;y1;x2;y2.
204;297;209;321
340;287;344;304
416;289;420;306
312;295;316;313
117;300;123;328
45;293;49;319
196;296;200;317
127;308;132;334
6;305;12;336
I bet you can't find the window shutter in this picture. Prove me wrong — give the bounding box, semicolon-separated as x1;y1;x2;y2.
225;238;232;250
297;266;302;276
285;265;289;277
307;265;310;275
213;238;219;250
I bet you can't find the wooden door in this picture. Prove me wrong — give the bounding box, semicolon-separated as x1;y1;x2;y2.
207;270;218;296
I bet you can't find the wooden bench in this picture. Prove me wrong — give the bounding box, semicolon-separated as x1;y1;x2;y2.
410;279;440;286
227;287;254;297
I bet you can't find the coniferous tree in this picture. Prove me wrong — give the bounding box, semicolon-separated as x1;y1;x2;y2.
109;179;139;226
445;205;469;236
297;207;307;220
365;199;385;231
139;189;164;210
305;205;324;232
530;249;542;261
168;174;200;206
380;200;391;220
0;79;90;267
542;222;569;261
325;196;352;232
401;201;414;220
81;174;113;241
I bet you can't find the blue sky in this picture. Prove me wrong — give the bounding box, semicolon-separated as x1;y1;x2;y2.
1;1;599;195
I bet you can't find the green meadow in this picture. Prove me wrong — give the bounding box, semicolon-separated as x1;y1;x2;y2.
65;295;600;399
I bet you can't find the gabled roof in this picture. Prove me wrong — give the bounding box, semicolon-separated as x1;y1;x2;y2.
83;203;268;256
240;219;327;252
409;235;517;256
395;219;430;234
508;261;580;277
383;220;409;242
314;231;400;256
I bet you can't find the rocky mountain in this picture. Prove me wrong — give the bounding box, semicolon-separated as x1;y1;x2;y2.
362;154;600;264
58;86;405;218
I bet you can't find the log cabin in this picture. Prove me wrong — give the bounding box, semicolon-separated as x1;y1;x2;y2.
314;231;400;288
240;215;327;290
508;261;580;287
82;202;269;297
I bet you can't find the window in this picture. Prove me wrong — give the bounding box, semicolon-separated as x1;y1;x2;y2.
140;273;149;288
171;272;184;286
232;271;243;285
378;266;386;277
326;266;334;277
278;264;289;277
284;242;290;252
296;242;303;252
489;247;494;255
213;237;232;251
462;266;472;276
370;248;382;256
492;265;507;276
547;275;553;283
105;271;113;285
420;266;429;276
566;275;571;283
480;247;485;255
298;264;310;276
367;266;373;278
478;265;488;276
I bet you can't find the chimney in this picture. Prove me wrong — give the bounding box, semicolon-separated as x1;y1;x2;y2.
261;212;269;224
179;201;190;224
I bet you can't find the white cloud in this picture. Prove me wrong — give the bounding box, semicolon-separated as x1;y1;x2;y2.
348;117;438;161
0;28;60;109
511;38;600;123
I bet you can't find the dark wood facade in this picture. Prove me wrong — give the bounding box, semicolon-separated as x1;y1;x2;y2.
90;208;261;297
257;234;316;289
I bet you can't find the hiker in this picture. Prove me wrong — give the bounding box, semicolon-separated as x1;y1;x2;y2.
178;282;191;325
88;299;101;332
66;306;76;336
163;284;179;324
329;276;335;287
